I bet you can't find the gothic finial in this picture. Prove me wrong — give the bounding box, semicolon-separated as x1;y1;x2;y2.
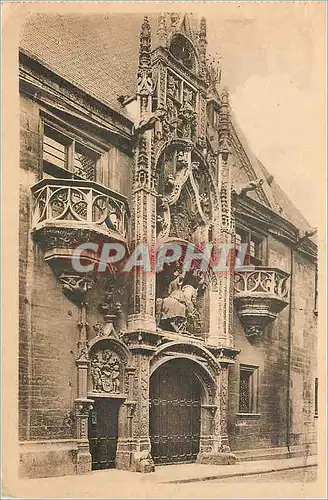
157;13;167;46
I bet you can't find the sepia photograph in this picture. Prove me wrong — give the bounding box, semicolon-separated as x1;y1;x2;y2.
1;2;326;498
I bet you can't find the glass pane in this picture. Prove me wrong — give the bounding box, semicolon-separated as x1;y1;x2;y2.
235;233;242;248
74;143;96;181
239;370;251;413
43;135;67;170
249;240;255;257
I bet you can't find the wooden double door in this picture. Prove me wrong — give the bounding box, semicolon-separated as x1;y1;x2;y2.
150;360;201;465
88;399;120;470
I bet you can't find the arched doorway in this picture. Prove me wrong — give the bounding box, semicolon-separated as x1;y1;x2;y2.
149;358;201;464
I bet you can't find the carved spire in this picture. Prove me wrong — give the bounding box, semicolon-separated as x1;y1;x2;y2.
206;55;222;88
198;17;207;68
139;16;151;69
157;13;167;46
137;16;153;100
219;87;230;157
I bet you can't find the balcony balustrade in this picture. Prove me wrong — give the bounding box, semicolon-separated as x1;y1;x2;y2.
31;178;130;301
233;267;290;339
32;178;129;239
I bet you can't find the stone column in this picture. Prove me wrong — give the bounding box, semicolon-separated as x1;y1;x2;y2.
71;296;94;474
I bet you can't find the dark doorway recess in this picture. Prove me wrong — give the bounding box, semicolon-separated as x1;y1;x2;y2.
150;359;201;465
88;399;120;470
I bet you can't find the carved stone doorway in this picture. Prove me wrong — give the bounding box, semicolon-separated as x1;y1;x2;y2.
88;399;120;470
149;359;201;464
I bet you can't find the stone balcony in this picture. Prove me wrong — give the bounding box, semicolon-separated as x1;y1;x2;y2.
233;267;290;339
31;178;129;299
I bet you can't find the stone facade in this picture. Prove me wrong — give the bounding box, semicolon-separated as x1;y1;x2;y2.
18;13;318;478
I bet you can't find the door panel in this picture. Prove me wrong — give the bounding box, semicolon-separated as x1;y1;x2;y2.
88;399;119;470
150;360;201;464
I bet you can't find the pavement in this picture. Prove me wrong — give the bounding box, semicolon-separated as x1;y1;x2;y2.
149;454;318;484
5;455;318;498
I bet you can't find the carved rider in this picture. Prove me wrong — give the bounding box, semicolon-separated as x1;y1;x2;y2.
156;270;188;332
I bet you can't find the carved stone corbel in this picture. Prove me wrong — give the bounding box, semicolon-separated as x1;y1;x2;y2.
59;274;95;304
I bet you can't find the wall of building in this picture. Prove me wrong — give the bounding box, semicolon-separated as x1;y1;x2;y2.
228;233;317;454
19;92;132;443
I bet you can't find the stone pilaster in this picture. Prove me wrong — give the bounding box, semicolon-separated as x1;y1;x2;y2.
219;365;230;451
116;350;154;473
128;16;157;333
74;398;94;474
197;370;236;465
216;88;235;348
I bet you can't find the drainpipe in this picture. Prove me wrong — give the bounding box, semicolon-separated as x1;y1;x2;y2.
286;229;317;457
286;245;293;456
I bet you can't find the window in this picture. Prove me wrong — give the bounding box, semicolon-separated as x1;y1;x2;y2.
43;124;98;181
239;365;259;414
314;378;318;417
170;34;195;70
235;229;263;267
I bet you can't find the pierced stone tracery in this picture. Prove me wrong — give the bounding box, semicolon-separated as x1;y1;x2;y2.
156;144;216;241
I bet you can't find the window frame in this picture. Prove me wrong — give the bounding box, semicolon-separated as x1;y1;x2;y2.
41;115;104;183
238;364;260;416
235;226;267;267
